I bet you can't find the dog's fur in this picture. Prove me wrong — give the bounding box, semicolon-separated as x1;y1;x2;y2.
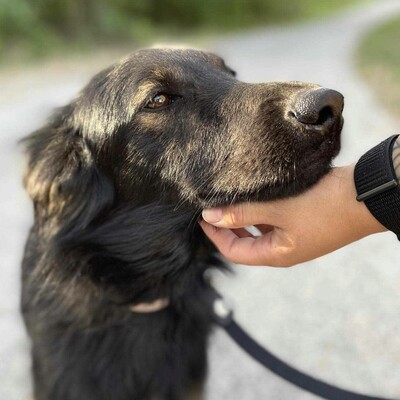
21;49;342;400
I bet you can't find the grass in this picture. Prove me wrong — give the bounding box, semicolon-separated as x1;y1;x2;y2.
357;16;400;120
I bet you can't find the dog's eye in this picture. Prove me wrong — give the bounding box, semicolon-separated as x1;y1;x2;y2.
145;94;178;110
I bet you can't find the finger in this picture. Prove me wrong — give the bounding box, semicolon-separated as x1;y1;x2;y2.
202;202;277;229
199;220;283;266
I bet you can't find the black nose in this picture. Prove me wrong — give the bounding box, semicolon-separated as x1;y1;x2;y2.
291;88;344;126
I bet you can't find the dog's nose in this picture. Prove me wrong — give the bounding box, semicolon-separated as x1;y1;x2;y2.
290;88;344;127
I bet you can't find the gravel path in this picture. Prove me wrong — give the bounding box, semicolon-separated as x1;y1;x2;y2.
1;2;400;399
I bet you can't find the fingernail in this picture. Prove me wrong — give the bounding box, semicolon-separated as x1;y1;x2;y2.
202;208;223;223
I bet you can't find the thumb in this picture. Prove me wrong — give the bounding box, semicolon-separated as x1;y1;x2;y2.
202;202;271;228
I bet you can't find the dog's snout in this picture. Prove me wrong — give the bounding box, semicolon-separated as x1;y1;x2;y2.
290;88;344;127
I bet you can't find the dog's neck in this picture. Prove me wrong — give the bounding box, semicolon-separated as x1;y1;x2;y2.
81;204;209;304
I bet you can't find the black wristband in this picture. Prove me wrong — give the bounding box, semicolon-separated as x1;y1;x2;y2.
354;135;400;240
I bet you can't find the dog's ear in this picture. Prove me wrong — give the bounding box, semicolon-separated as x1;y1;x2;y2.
22;109;114;235
204;51;236;77
223;63;236;77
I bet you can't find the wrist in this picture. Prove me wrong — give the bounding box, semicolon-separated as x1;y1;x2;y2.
337;165;387;238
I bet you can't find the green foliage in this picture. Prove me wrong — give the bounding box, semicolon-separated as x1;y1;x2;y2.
0;0;362;62
358;16;400;76
0;0;59;59
357;16;400;119
122;0;362;31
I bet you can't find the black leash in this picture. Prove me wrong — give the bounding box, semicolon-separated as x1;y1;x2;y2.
210;289;396;400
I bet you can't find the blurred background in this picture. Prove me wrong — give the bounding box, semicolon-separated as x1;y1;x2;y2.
1;0;400;399
0;0;369;63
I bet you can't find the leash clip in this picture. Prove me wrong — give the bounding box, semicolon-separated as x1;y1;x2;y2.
204;271;233;326
209;289;233;326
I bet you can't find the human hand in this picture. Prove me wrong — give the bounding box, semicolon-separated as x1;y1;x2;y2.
199;165;386;267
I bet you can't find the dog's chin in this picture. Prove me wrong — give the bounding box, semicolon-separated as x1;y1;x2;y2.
197;133;341;208
197;170;329;208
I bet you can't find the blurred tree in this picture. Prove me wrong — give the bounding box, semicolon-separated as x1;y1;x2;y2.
0;0;361;62
35;0;103;39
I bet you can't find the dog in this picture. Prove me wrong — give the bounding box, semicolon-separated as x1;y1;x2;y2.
21;48;344;400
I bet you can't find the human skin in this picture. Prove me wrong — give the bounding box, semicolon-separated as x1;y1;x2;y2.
199;163;389;267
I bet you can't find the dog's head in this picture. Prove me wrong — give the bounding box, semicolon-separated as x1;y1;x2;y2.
24;49;343;219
